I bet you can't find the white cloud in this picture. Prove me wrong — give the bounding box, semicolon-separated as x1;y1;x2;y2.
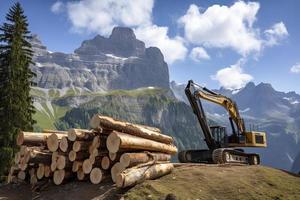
134;25;187;64
291;64;300;74
178;2;261;56
52;0;186;64
51;1;64;14
178;2;289;57
264;22;288;46
66;0;153;35
189;47;210;62
211;59;253;89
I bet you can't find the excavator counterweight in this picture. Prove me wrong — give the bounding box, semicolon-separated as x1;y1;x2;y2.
178;80;267;165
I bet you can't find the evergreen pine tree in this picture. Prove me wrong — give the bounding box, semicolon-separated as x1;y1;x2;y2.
0;2;36;177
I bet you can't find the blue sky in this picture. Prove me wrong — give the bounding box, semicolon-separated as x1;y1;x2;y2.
1;0;299;92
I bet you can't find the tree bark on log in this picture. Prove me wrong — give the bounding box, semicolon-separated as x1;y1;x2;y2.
120;152;171;168
116;163;174;188
90;115;173;144
17;132;51;146
106;131;177;154
29;150;52;165
43;129;68;134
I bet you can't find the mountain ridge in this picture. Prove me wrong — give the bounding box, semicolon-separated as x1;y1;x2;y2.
30;27;169;92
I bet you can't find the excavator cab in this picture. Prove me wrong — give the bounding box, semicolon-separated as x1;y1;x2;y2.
210;126;228;148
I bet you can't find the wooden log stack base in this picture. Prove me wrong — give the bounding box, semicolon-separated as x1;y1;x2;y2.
9;114;177;188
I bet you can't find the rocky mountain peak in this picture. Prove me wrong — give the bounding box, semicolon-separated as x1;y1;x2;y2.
109;27;136;41
30;27;169;91
75;27;145;57
244;81;256;89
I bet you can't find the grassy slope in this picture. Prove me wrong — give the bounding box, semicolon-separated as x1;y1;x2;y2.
125;165;300;200
31;87;167;130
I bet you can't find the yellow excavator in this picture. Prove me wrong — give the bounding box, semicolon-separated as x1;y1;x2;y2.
178;80;267;165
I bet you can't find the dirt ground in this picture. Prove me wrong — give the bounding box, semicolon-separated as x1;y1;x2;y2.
0;164;299;200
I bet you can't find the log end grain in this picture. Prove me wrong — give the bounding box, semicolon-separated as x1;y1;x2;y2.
59;137;68;152
47;133;59;152
82;159;92;174
53;169;65;185
106;132;120;153
67;129;77;141
90;168;102;184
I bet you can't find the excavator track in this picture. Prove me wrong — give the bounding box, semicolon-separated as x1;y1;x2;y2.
212;148;260;165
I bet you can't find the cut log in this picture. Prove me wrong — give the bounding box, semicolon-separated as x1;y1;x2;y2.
109;152;121;161
89;155;95;165
51;160;57;172
90;168;103;184
47;133;68;152
72;161;82;172
77;168;85;181
101;156;111;170
52;151;58;162
82;159;93;174
17;131;52;146
14;152;21;164
90;115;172;144
17;170;26;180
29;150;52;165
120;152;171;168
111;162;126;183
68;150;90;162
53;169;70;185
73;141;91;152
57;156;66;170
116;163;174;188
106;131;177;154
37;164;45;180
59;136;69;152
67;129;94;142
44;165;52;177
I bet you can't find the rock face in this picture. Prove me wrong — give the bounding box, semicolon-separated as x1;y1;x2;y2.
171;81;300;171
30;27;170;91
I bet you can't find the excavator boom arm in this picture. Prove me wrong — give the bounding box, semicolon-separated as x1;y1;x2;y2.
193;84;246;134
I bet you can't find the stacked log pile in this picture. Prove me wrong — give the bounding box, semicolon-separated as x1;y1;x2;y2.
7;114;177;188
